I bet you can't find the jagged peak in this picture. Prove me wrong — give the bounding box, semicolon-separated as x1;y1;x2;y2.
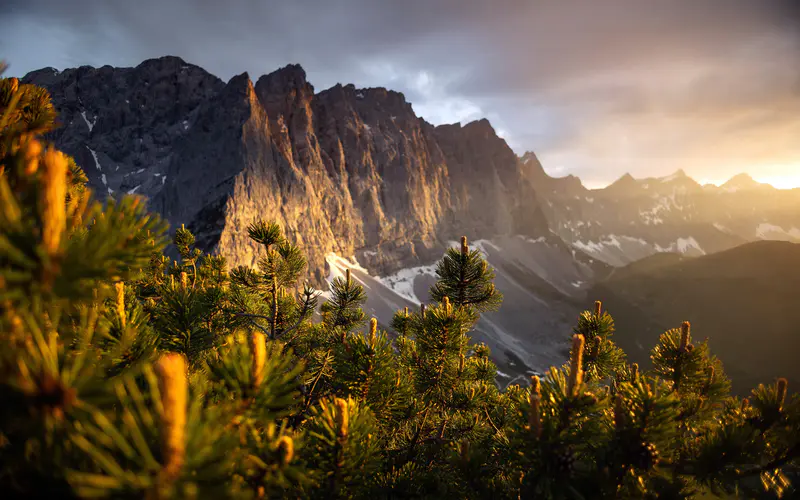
723;172;759;187
436;118;496;133
435;121;464;131
23;66;60;77
228;71;251;84
561;173;585;186
258;63;308;88
23;56;219;87
322;83;408;103
658;169;688;182
135;55;192;70
721;173;774;191
21;66;62;83
519;152;548;178
222;72;255;98
727;172;755;182
463;118;494;132
613;172;636;184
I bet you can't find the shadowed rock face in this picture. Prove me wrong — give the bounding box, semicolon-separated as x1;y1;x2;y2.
24;56;550;284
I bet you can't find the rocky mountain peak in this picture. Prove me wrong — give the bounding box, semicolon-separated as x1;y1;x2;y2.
26;57;550;283
659;169;688;182
520;151;540;164
722;173;770;192
255;64;312;102
136;55;192;71
225;72;255;96
519;151;547;179
461;118;500;139
604;172;637;192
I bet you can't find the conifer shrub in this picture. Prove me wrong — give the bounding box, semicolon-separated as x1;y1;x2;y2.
1;72;798;499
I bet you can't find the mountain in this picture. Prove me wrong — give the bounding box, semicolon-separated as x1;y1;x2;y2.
521;152;800;267
22;56;551;284
22;56;799;387
589;240;800;394
23;56;596;383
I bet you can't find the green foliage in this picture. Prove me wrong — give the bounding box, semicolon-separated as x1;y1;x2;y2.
430;236;502;313
572;302;627;382
304;397;380;497
1;74;799;499
320;269;366;331
247;220;283;249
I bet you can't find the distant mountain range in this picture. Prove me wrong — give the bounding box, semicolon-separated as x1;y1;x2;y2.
22;56;800;386
521;152;800;269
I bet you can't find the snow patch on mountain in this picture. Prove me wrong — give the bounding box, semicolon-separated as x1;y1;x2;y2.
572;233;707;265
321;253;371;299
87;146;101;170
80;111;96;132
573;235;647;253
655;237;705;255
313;236;596;384
517;235;547;244
572;235;651;267
374;237;513;305
325;253;369;280
676;237;704;254
713;223;731;234
473;239;502;256
756;223;800;241
639;191;685;225
378;264;438;305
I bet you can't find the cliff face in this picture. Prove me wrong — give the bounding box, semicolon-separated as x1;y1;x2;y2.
24;56;549;283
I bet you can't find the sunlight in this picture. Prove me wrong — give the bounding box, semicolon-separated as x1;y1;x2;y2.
752;170;800;190
698;165;800;189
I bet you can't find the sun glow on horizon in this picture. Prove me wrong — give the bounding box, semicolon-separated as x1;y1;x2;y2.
751;174;800;190
588;164;800;191
739;162;800;190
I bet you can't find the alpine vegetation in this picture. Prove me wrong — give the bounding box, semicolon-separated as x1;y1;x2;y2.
1;74;799;499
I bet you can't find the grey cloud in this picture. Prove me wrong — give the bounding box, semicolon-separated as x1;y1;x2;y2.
1;0;798;186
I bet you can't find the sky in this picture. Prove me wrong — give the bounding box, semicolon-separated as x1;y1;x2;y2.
1;0;799;188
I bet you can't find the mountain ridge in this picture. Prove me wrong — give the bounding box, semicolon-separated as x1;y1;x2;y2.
23;55;552;285
590;240;800;395
520;150;790;193
521;149;800;267
18;55;800;386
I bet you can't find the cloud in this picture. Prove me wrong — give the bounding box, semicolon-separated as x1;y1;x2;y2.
1;0;798;185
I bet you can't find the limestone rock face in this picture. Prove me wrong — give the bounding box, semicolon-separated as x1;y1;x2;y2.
24;56;549;283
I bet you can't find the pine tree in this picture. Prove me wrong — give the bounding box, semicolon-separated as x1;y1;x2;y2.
2;71;799;499
430;236;502;313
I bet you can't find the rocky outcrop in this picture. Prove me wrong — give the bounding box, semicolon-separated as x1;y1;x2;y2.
24;56;549;283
